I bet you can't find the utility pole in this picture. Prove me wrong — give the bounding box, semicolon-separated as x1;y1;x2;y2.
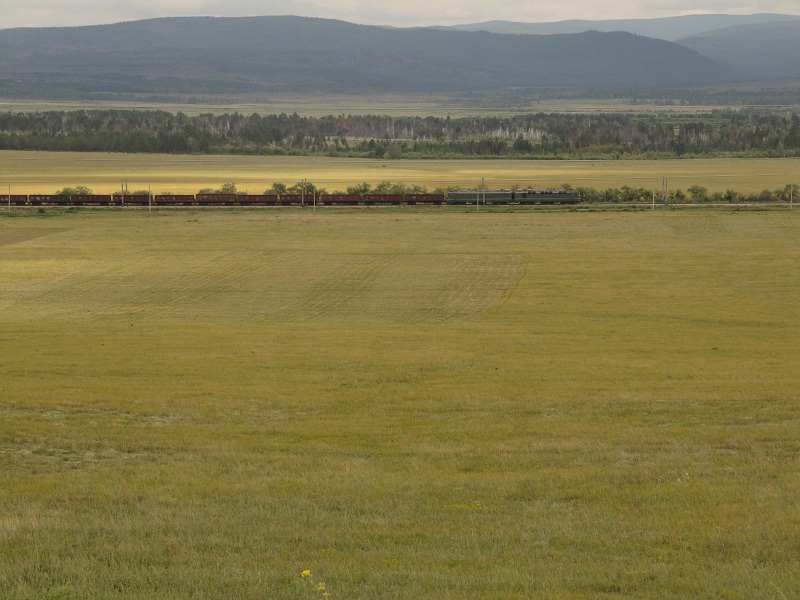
479;177;484;212
7;184;11;213
301;178;306;207
148;185;151;214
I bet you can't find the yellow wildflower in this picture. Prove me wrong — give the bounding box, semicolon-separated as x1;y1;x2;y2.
300;570;311;578
317;583;326;591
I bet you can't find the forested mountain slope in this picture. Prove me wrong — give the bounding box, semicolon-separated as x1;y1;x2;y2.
0;16;739;97
677;21;800;80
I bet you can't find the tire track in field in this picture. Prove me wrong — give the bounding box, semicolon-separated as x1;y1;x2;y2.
5;251;288;322
4;250;526;325
0;228;71;247
662;212;730;236
2;252;157;321
279;254;401;322
426;254;526;323
110;250;291;322
277;253;526;324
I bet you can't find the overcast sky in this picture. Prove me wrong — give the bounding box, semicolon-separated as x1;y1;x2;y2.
4;0;800;29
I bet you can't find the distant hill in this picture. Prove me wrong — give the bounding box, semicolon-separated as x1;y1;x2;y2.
438;13;800;42
676;21;800;80
0;16;739;98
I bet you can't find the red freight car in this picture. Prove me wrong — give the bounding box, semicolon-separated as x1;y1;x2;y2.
154;194;194;206
113;194;151;206
277;194;305;206
320;194;360;206
69;194;114;206
28;195;70;206
405;193;445;205
237;194;278;206
196;193;237;206
363;194;403;205
3;195;29;206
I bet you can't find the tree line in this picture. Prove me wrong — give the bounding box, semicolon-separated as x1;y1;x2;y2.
2;109;800;158
50;181;798;204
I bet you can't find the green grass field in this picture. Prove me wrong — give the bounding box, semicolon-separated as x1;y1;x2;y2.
2;151;799;195
1;208;798;599
0;95;764;118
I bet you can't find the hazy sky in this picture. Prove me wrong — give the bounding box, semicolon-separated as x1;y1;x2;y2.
4;0;800;29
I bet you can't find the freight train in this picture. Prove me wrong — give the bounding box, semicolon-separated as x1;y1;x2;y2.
4;189;580;207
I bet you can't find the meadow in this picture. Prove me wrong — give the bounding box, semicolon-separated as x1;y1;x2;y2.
1;208;798;599
2;150;799;195
0;95;757;118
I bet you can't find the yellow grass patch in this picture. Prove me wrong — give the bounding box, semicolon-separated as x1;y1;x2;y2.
2;150;799;195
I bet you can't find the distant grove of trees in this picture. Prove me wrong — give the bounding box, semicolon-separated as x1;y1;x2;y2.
572;183;799;204
3;109;800;158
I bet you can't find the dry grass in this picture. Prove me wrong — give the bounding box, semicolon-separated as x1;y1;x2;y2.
1;209;799;598
2;150;799;195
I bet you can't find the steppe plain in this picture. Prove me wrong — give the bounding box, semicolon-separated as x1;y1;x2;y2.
1;207;798;598
1;22;800;597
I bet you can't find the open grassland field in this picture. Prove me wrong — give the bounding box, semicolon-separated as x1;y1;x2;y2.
0;95;479;119
2;151;799;195
1;209;799;599
0;95;764;118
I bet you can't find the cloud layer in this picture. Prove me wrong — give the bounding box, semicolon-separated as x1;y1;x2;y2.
4;0;800;29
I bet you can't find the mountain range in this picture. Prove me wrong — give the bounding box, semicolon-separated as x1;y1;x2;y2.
678;21;800;80
0;14;798;98
438;13;800;42
441;13;800;82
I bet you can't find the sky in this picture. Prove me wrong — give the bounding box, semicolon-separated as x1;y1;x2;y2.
3;0;800;29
